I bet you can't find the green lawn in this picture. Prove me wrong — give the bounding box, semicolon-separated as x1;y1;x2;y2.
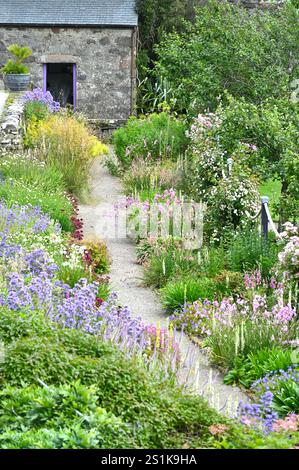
259;179;282;219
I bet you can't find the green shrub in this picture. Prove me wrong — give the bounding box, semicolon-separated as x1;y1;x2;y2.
0;309;49;345
272;380;299;417
56;264;89;288
216;423;298;449
104;151;122;176
112;112;188;169
24;101;49;122
161;277;217;312
213;270;243;296
143;246;196;288
198;246;226;278
211;96;299;223
144;251;177;288
203;173;260;241
226;228;280;278
155;1;298;113
206;319;292;371
83;241;110;275
0;44;32;75
224;348;295;388
0;382;130;449
0;323;225;448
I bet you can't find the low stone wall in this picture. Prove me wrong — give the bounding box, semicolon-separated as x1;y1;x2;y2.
88;118;127;141
0;95;24;156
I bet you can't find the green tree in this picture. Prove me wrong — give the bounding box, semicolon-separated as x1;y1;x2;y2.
136;0;196;60
155;1;299;113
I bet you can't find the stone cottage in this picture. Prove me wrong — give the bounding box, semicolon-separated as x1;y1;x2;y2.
0;0;138;123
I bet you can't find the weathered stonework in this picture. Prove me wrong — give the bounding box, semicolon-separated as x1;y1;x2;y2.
0;95;24;156
0;27;137;121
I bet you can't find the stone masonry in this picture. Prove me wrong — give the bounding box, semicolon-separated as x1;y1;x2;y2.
0;95;24;156
0;27;137;121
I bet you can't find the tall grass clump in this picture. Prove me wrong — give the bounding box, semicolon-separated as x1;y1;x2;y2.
123;159;181;195
226;228;280;278
31;114;108;193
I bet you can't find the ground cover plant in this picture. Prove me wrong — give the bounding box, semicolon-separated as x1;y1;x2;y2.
154;1;298;114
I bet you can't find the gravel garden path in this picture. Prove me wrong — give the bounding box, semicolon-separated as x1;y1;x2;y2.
79;155;250;417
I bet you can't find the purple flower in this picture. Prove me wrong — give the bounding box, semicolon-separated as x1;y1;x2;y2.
23;88;60;113
239;391;278;433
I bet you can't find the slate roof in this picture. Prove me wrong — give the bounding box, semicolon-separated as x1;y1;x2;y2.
0;0;138;27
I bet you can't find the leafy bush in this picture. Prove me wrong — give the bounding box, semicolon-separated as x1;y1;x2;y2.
216;422;298;449
24;101;49;122
272;380;299;417
104;151;122;176
224;348;295;388
0;382;130;449
155;1;299;113
29;114;108;193
206;313;297;371
0;44;32;74
142;238;197;288
161;277;218;312
210;96;299;223
0;320;225;449
197;246;226;278
0;308;49;344
112;112;188;169
182;113;261;240
226;228;280;278
143;250;177;288
82;241;110;275
204;172;260;242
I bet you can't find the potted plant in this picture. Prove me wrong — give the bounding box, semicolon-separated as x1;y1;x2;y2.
0;44;32;91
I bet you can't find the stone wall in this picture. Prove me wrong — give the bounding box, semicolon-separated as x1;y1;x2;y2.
0;26;137;121
0;95;24;156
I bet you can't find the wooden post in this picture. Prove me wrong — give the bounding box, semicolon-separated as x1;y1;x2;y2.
261;196;269;240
